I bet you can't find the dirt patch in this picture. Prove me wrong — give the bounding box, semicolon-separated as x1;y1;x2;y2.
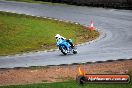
0;60;132;86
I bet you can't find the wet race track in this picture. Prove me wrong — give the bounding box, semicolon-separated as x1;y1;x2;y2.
0;0;132;68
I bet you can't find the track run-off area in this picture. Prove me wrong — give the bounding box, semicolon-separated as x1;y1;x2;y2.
0;0;132;68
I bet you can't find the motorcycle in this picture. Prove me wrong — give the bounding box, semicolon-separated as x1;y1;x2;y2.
56;39;77;55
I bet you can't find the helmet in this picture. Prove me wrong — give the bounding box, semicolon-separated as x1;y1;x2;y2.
55;34;61;39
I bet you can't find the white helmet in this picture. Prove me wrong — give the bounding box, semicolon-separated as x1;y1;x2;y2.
55;34;61;39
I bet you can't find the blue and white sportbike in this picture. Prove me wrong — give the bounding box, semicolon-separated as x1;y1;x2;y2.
56;39;77;55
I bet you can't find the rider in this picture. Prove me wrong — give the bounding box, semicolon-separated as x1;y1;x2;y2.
55;34;74;49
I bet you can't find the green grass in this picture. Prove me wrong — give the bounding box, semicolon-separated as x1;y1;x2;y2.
7;0;47;3
6;0;64;5
0;11;99;55
8;0;36;2
0;73;132;88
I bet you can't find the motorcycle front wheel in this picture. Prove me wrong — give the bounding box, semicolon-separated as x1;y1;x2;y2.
59;45;68;55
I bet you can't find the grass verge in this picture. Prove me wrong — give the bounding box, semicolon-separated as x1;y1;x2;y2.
0;73;131;88
6;0;63;5
0;11;99;55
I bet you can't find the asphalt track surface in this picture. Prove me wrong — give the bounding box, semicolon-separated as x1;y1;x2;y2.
0;0;132;68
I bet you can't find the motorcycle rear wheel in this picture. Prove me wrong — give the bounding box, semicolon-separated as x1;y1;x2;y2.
73;49;77;54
